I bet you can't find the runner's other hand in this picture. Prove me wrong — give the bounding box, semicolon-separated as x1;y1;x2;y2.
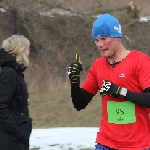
100;80;121;97
67;62;83;84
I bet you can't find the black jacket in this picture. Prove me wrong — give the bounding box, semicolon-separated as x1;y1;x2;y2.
0;49;32;150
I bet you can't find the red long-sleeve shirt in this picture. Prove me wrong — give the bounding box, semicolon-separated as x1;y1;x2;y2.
82;50;150;150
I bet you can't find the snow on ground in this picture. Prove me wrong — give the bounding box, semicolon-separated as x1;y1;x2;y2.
30;127;99;150
39;8;150;22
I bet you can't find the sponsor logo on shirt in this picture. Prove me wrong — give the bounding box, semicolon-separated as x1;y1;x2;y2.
119;73;125;77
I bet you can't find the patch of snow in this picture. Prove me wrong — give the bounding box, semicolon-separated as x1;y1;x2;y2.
39;8;78;17
30;127;99;150
39;8;150;23
139;16;150;22
0;8;6;12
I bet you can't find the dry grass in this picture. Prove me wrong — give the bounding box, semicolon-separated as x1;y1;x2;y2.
31;148;40;150
29;89;101;128
29;90;101;149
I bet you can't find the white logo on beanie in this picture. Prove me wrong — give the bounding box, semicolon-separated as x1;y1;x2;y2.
114;24;121;33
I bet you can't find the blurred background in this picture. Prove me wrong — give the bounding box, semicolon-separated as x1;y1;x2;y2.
0;0;150;128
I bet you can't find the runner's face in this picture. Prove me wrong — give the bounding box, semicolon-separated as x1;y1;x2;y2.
94;37;118;58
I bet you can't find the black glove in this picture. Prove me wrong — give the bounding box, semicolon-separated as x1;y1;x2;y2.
67;62;83;84
100;80;121;97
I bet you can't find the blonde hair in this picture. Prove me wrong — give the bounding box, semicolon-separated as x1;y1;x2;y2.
1;35;30;66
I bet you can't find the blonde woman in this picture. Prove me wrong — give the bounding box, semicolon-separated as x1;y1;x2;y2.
0;35;32;150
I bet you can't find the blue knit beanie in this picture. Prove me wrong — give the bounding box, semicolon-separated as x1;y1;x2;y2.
92;13;122;38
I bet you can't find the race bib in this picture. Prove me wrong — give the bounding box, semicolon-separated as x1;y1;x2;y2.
107;101;136;124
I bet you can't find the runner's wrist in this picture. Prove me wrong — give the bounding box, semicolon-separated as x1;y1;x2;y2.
118;87;128;98
111;85;128;98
